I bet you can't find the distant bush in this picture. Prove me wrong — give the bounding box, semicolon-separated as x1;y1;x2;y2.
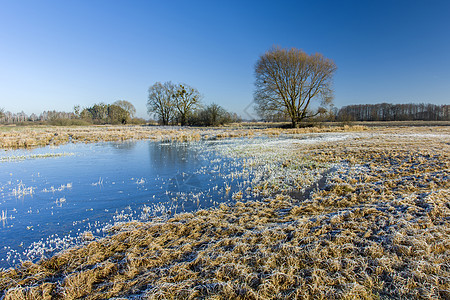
48;118;93;126
107;105;130;124
15;121;44;126
188;103;240;126
128;118;148;125
79;103;132;124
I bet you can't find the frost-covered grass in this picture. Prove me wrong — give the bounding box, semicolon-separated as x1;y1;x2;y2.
11;181;35;198
0;124;368;149
0;126;449;299
0;152;74;162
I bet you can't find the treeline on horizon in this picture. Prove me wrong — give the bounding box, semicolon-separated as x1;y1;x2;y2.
0;101;146;126
337;103;449;122
262;103;449;123
0;106;240;126
0;102;448;125
0;99;240;126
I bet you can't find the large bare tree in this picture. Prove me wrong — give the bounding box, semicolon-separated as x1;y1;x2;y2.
147;82;176;125
173;84;202;126
254;47;337;127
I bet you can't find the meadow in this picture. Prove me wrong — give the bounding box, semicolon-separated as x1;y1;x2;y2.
0;124;371;149
0;125;448;299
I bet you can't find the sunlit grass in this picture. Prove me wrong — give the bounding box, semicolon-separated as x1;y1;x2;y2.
0;126;448;299
0;124;369;149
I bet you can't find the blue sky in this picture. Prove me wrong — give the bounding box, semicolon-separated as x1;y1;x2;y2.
0;0;449;119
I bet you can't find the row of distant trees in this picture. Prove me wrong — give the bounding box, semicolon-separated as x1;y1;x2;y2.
0;83;239;126
0;109;76;124
147;81;240;126
2;101;448;125
0;101;144;125
337;103;449;122
256;102;450;123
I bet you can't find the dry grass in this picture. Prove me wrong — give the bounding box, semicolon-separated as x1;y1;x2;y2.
0;124;368;149
0;126;449;299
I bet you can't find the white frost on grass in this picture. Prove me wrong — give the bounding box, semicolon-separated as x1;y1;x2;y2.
0;152;74;162
42;182;72;193
135;177;146;185
204;134;352;196
385;132;450;139
1;210;14;221
11;181;34;198
91;177;104;186
290;132;357;144
0;132;365;269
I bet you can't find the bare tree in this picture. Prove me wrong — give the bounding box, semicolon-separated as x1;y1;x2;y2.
113;100;136;118
173;84;202;126
147;82;176;125
254;47;337;127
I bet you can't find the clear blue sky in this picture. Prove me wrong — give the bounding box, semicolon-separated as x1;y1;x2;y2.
1;0;449;119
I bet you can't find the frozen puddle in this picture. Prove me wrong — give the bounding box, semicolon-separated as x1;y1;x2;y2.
0;133;355;269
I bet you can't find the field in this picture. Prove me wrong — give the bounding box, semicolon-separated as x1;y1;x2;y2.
0;124;370;149
0;125;449;299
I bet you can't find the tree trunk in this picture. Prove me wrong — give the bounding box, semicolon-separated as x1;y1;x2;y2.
291;115;302;128
180;114;186;126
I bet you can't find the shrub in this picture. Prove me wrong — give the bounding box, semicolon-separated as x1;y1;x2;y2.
188;104;239;126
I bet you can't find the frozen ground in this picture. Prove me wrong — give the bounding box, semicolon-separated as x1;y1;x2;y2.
0;126;449;299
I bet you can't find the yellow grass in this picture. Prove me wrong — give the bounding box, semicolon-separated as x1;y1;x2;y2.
0;126;449;299
0;124;368;149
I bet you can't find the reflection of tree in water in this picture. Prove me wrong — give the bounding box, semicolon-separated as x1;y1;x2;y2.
148;142;207;212
110;141;137;151
149;142;199;170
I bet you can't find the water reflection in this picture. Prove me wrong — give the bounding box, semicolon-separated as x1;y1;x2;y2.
0;139;246;268
110;141;137;151
150;142;198;171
